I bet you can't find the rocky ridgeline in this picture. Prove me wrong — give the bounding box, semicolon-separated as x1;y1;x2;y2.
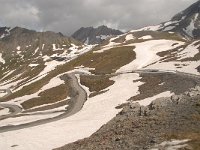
72;25;123;44
159;0;200;39
123;85;200;117
57;85;200;150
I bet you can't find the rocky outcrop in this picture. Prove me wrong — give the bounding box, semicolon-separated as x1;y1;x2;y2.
71;25;123;44
0;27;10;39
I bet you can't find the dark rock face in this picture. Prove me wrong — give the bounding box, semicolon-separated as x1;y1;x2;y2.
159;0;200;39
0;27;10;38
72;25;123;44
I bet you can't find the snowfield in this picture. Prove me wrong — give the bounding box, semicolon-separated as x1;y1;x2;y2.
177;40;200;60
146;61;200;75
0;53;5;64
117;40;184;72
125;34;135;41
0;107;10;116
135;91;173;106
138;35;152;40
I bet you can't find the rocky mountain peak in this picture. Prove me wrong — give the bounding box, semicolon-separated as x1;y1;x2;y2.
133;1;200;39
172;0;200;21
162;0;200;39
71;25;123;44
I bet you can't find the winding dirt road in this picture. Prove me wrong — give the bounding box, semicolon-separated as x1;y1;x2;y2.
0;70;199;133
0;88;22;120
0;72;87;133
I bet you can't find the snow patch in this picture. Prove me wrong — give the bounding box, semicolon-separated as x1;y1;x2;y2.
42;44;45;50
131;24;162;32
29;64;39;67
0;107;10;116
163;26;175;31
0;53;5;64
33;47;39;55
146;61;200;75
183;17;196;37
177;41;200;60
138;35;152;40
16;46;21;51
135;91;173;106
125;34;135;41
117;40;184;72
96;35;111;40
152;139;190;150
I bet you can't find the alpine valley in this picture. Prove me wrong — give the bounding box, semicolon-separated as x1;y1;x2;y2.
0;1;200;150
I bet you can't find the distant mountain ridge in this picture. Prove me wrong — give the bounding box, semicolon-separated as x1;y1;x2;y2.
0;26;80;57
72;25;123;44
0;26;83;75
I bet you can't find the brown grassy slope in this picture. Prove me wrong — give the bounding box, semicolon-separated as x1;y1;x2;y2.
80;75;115;97
72;46;136;74
2;45;136;110
21;84;68;109
112;31;186;44
129;73;199;101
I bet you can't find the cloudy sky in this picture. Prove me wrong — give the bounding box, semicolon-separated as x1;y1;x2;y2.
0;0;197;35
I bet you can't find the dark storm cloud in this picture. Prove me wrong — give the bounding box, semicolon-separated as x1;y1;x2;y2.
0;0;197;35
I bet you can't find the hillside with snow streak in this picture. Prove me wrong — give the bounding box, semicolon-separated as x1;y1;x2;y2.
0;26;199;150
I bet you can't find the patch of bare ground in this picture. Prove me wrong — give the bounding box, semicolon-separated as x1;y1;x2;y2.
2;76;53;102
157;45;187;62
129;73;199;101
197;65;200;73
80;75;115;97
132;31;186;41
74;46;136;74
112;35;126;43
21;84;68;109
181;49;200;62
157;40;200;63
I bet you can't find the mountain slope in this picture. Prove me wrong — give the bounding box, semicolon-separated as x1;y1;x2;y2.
0;1;200;150
0;26;93;114
132;0;200;39
72;25;123;44
1;27;200;150
160;0;200;39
